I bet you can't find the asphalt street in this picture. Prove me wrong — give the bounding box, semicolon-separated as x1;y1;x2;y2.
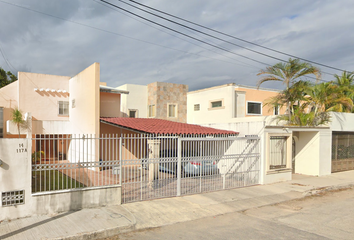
103;187;354;240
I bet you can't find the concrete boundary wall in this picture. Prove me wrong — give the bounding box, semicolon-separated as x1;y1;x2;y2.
0;138;121;222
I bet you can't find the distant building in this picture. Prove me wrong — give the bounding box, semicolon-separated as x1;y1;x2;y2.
187;83;285;124
117;82;188;123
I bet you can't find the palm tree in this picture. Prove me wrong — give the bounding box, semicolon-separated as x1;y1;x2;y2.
11;108;25;138
257;58;321;121
334;71;354;87
305;82;353;114
263;81;311;115
333;71;354;112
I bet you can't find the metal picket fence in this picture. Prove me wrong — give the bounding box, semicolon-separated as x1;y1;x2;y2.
31;134;260;204
120;135;260;203
31;134;121;194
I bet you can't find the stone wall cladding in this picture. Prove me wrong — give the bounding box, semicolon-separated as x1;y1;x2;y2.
147;82;187;123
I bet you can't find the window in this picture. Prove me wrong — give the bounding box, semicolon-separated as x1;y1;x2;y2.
194;104;200;111
269;136;288;169
168;104;177;118
211;101;222;108
58;101;69;116
148;105;155;117
129;110;137;118
208;99;225;110
274;106;279;115
247;102;262;115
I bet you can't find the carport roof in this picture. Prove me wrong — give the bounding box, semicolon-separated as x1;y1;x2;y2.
100;117;239;136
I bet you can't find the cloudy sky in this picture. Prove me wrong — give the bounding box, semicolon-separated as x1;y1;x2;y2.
0;0;353;91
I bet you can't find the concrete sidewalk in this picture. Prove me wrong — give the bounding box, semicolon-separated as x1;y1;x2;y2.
1;170;353;240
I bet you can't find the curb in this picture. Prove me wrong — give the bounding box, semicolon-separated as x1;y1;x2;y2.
51;224;135;240
44;183;354;239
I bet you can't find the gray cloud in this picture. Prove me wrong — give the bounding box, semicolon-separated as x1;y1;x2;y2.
0;0;353;92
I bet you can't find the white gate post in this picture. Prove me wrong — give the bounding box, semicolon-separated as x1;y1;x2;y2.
177;137;181;196
119;136;122;185
148;139;160;188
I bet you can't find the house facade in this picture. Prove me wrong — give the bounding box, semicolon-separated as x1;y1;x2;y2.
0;63;131;163
117;82;188;123
187;83;286;124
0;63;129;139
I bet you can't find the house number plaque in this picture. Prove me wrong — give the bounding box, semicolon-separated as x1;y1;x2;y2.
16;143;27;153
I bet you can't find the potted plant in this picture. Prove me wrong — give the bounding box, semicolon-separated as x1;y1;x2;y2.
32;151;45;164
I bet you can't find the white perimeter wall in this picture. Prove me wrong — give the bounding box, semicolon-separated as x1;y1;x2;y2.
0;139;31;221
202;119;292;184
294;129;332;176
330;112;354;132
32;120;72;134
0;138;121;222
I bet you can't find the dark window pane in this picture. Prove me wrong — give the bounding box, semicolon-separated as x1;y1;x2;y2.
248;102;261;114
211;101;222;108
129;111;136;118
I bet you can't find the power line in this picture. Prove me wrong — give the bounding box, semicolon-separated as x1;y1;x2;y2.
125;0;350;73
110;0;340;78
115;0;291;63
0;0;259;71
0;0;333;83
99;0;331;83
0;42;16;73
94;0;260;70
99;0;270;66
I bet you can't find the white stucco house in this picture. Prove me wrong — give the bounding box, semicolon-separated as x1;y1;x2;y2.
187;83;285;125
203;112;354;183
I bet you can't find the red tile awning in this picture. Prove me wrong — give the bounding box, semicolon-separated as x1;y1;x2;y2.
100;118;238;136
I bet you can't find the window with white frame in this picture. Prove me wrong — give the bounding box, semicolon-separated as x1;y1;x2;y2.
129;109;137;118
208;99;225;110
58;101;69;116
168;104;177;118
247;102;262;115
194;104;200;111
269;136;288;169
211;100;222;108
148;105;155;117
274;106;279;115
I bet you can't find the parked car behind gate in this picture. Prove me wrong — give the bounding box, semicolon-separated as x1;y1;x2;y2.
143;149;219;176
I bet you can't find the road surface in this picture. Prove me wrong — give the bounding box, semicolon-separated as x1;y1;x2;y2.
102;187;354;240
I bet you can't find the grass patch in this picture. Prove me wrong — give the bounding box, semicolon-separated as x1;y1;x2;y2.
32;170;86;193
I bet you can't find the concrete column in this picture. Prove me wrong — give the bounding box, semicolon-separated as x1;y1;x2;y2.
148;139;160;188
24;112;32;139
235;91;246;118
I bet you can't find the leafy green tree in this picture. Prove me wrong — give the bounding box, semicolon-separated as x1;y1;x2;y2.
257;58;321;122
0;67;17;88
